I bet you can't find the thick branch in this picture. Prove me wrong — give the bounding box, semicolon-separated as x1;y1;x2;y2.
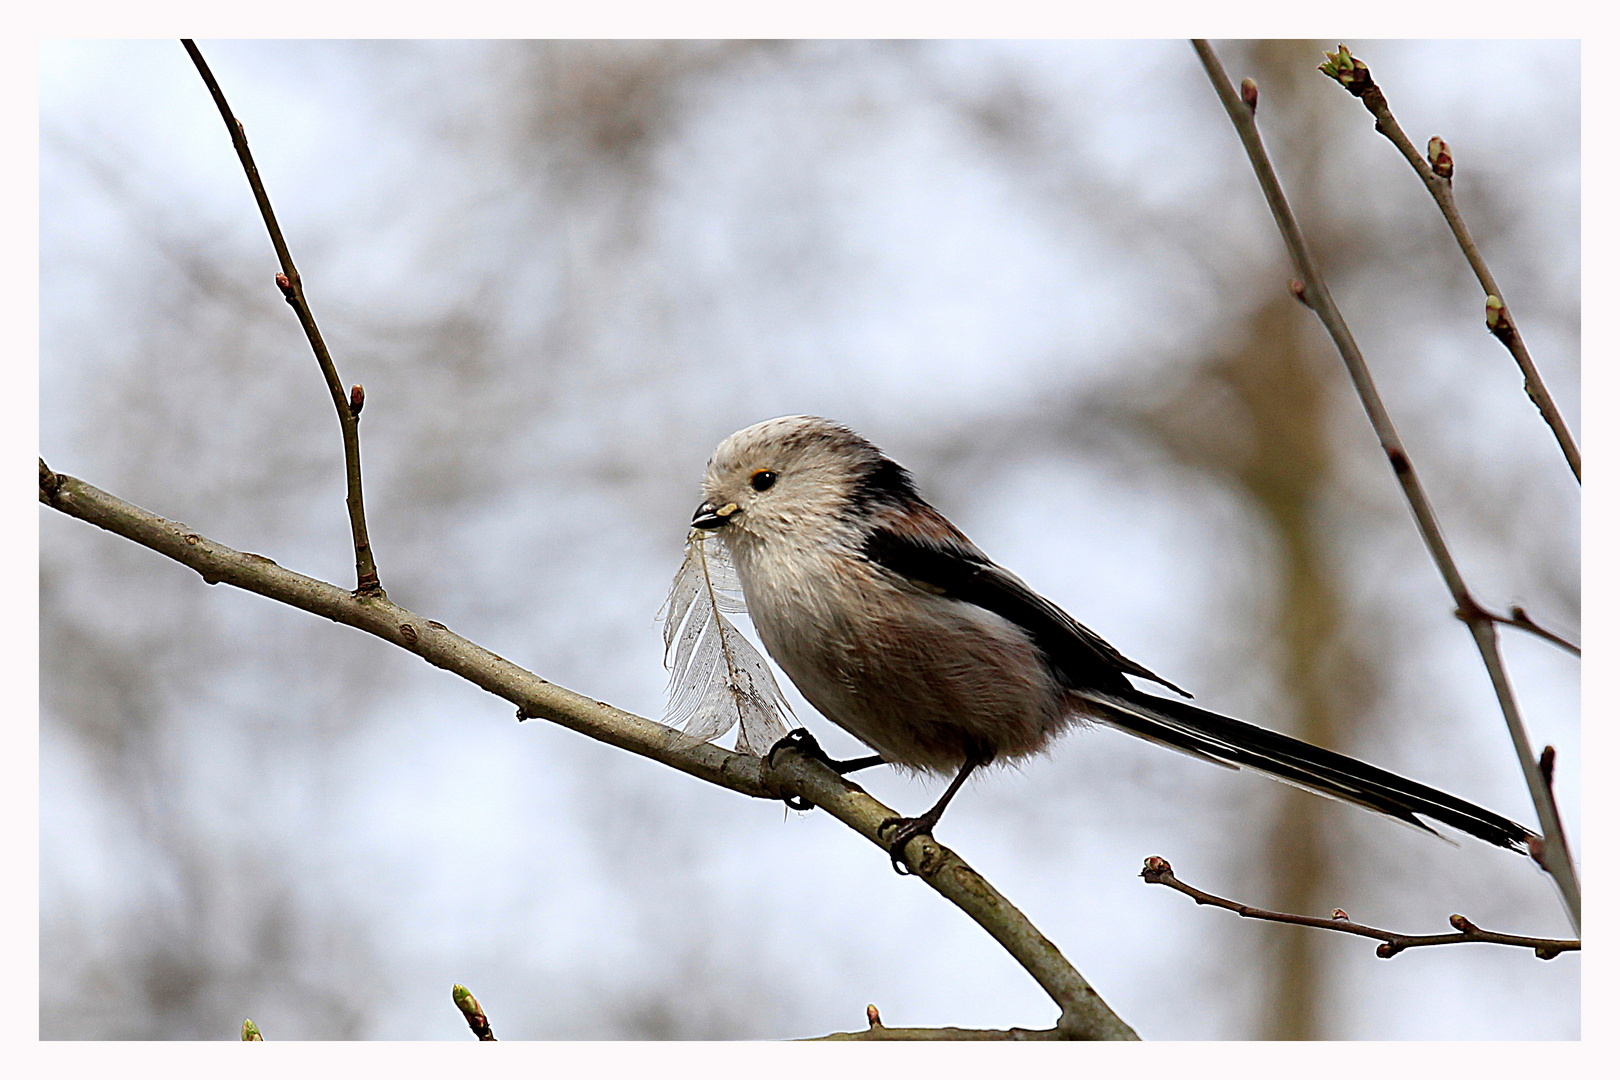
1190;39;1580;932
39;460;1137;1041
1318;46;1580;481
1141;857;1578;960
764;743;1136;1039
181;39;383;596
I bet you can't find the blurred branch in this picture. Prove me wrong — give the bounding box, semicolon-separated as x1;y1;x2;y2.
452;985;496;1041
1141;857;1578;960
38;459;1136;1042
1470;600;1580;658
1191;39;1581;933
1318;45;1580;482
180;39;384;596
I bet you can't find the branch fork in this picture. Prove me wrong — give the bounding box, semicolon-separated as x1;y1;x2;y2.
1192;39;1580;931
182;40;384;596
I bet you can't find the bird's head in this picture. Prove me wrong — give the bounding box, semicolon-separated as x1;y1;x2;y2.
693;415;920;548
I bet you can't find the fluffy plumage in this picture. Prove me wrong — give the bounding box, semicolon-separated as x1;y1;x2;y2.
692;415;1535;858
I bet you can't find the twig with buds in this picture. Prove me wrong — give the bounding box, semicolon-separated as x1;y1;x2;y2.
1318;44;1579;482
1141;857;1578;960
1460;597;1580;658
182;40;385;596
1192;40;1580;931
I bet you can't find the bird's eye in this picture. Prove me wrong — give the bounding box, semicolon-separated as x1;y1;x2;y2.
750;469;777;492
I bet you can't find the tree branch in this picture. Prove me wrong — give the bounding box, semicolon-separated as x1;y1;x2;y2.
1318;45;1580;482
812;1026;1069;1040
1190;39;1580;932
1477;603;1580;658
1141;857;1578;960
807;1002;1075;1039
180;39;383;596
38;459;1137;1041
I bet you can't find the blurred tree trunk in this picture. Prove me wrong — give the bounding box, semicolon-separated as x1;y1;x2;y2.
1136;39;1378;1039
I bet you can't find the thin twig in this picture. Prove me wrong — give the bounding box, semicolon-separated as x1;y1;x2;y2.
1482;604;1580;658
1190;40;1580;932
1318;46;1580;482
38;461;1137;1041
180;40;383;596
1141;857;1577;960
452;985;496;1041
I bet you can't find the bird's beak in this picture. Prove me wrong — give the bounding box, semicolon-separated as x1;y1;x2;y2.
692;501;740;530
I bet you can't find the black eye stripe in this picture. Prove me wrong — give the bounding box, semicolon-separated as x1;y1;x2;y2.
750;470;777;492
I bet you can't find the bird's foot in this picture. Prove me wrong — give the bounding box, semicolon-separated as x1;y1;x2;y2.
769;729;890;810
767;727;824;770
877;814;938;876
767;728;823;810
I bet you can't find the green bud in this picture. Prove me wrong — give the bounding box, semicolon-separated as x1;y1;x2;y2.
1485;295;1505;330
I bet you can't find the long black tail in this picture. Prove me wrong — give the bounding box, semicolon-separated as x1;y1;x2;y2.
1079;688;1535;853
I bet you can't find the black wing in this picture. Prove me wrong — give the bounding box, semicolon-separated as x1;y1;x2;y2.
861;524;1191;698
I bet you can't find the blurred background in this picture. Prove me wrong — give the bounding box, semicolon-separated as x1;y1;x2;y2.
39;40;1579;1039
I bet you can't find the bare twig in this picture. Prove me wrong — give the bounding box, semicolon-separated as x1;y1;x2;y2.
452;985;496;1041
1141;857;1578;960
1479;604;1580;657
38;460;1137;1041
180;40;383;596
1191;40;1580;932
1318;45;1580;482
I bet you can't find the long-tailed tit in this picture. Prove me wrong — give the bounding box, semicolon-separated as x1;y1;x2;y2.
691;415;1535;872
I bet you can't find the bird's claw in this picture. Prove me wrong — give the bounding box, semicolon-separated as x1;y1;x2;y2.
768;728;822;811
877;815;932;876
767;727;824;769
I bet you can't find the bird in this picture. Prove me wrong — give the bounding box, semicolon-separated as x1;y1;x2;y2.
689;414;1535;873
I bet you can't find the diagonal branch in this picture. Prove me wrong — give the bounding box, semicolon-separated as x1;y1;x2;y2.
1141;857;1578;960
181;39;383;596
1190;39;1580;933
38;459;1137;1041
1318;46;1580;482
